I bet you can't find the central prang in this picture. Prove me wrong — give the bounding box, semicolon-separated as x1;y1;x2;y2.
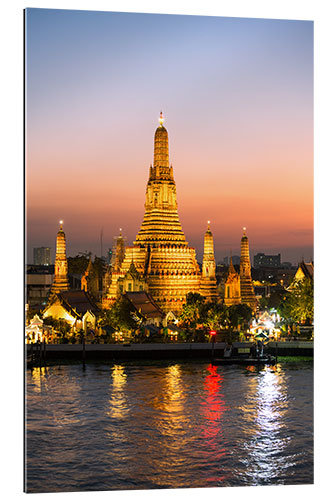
104;113;218;312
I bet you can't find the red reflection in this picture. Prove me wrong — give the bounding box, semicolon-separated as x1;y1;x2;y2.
202;364;226;441
200;364;228;483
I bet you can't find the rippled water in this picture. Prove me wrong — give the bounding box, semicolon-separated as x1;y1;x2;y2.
25;361;313;492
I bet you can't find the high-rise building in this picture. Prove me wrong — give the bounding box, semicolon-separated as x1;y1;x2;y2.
240;228;257;311
253;252;281;268
33;247;51;266
104;113;217;312
50;221;69;295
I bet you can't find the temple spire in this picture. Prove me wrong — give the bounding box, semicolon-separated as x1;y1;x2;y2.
240;227;257;311
50;220;69;295
229;251;236;274
153;111;169;169
200;221;218;299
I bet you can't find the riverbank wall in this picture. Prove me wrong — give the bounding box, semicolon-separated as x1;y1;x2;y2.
27;341;313;363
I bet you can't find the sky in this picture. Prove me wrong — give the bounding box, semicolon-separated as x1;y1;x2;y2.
25;8;313;265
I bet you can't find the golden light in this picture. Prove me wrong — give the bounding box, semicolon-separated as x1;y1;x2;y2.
159;111;164;126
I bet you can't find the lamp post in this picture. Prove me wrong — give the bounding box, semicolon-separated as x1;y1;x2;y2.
210;330;217;361
80;330;86;370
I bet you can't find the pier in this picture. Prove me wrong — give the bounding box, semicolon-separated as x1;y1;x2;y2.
26;341;313;364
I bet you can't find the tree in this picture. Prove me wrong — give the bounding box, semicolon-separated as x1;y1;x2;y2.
201;301;227;330
280;278;314;325
226;303;253;330
100;296;139;332
179;292;206;329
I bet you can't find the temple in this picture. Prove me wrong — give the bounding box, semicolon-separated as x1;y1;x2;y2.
223;229;258;311
104;113;217;313
224;254;241;306
199;221;218;300
50;221;69;295
239;228;257;310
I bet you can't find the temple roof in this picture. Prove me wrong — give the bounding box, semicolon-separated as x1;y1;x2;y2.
125;291;164;319
49;290;99;318
297;261;314;280
228;255;237;276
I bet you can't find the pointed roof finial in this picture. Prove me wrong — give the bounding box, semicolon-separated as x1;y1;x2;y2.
59;220;63;230
159;111;164;127
243;226;247;235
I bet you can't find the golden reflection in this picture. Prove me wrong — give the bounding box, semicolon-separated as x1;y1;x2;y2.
137;364;192;487
242;365;290;484
29;366;49;393
28;367;82;428
152;364;188;430
107;365;129;420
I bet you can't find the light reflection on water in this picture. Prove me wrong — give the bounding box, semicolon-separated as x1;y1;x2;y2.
239;365;291;485
26;361;313;492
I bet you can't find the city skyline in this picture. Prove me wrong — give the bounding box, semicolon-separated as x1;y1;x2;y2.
26;9;313;265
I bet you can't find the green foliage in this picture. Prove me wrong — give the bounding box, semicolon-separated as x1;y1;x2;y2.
201;301;227;330
179;293;206;329
100;296;139;332
179;293;253;336
43;316;71;334
226;303;253;329
279;278;314;325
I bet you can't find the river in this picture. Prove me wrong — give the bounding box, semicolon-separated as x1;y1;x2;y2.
25;360;313;492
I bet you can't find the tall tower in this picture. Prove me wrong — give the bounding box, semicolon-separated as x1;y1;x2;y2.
105;113;202;312
50;220;69;294
200;221;218;299
239;228;257;311
135;112;186;245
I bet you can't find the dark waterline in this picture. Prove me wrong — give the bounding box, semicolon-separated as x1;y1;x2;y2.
25;360;313;492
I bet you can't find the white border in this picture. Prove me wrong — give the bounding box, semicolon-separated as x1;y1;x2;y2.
1;1;331;500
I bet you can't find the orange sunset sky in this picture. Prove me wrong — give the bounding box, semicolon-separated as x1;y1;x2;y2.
26;9;313;264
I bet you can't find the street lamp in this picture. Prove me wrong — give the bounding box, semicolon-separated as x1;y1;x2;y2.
210;330;217;360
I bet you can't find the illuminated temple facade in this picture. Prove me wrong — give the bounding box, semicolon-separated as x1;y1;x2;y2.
224;255;241;307
50;221;69;295
104;113;217;313
224;228;257;311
